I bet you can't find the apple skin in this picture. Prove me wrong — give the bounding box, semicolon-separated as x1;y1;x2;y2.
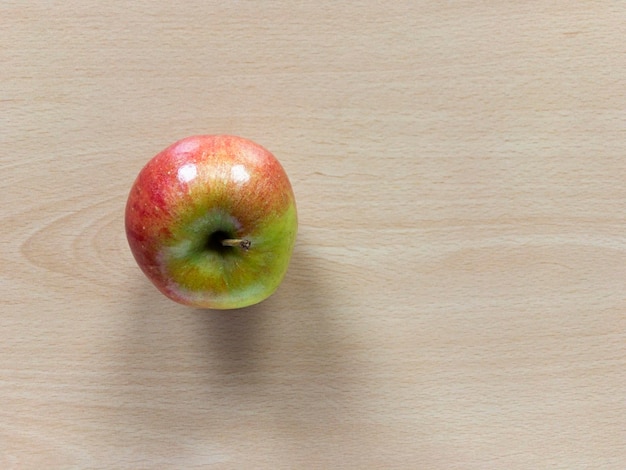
125;135;297;309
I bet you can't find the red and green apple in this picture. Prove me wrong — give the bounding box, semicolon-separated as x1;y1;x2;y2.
125;135;297;309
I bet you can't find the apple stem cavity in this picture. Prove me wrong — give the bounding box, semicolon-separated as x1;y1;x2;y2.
221;238;251;251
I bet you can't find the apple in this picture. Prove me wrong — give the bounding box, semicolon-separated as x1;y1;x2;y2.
125;135;297;309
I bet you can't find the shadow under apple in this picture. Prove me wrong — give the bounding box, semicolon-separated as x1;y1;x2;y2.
107;232;360;463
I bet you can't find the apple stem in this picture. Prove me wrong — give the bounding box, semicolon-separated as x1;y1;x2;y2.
221;238;251;251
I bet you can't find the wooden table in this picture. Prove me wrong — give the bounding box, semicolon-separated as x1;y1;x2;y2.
3;2;625;468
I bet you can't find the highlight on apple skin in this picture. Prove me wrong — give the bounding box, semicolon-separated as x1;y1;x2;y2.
125;135;298;309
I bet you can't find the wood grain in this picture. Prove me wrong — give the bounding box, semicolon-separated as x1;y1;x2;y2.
2;1;625;468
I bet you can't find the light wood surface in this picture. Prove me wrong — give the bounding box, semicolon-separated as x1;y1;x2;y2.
2;2;625;468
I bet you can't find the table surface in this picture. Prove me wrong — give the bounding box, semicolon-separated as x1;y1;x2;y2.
3;2;625;468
